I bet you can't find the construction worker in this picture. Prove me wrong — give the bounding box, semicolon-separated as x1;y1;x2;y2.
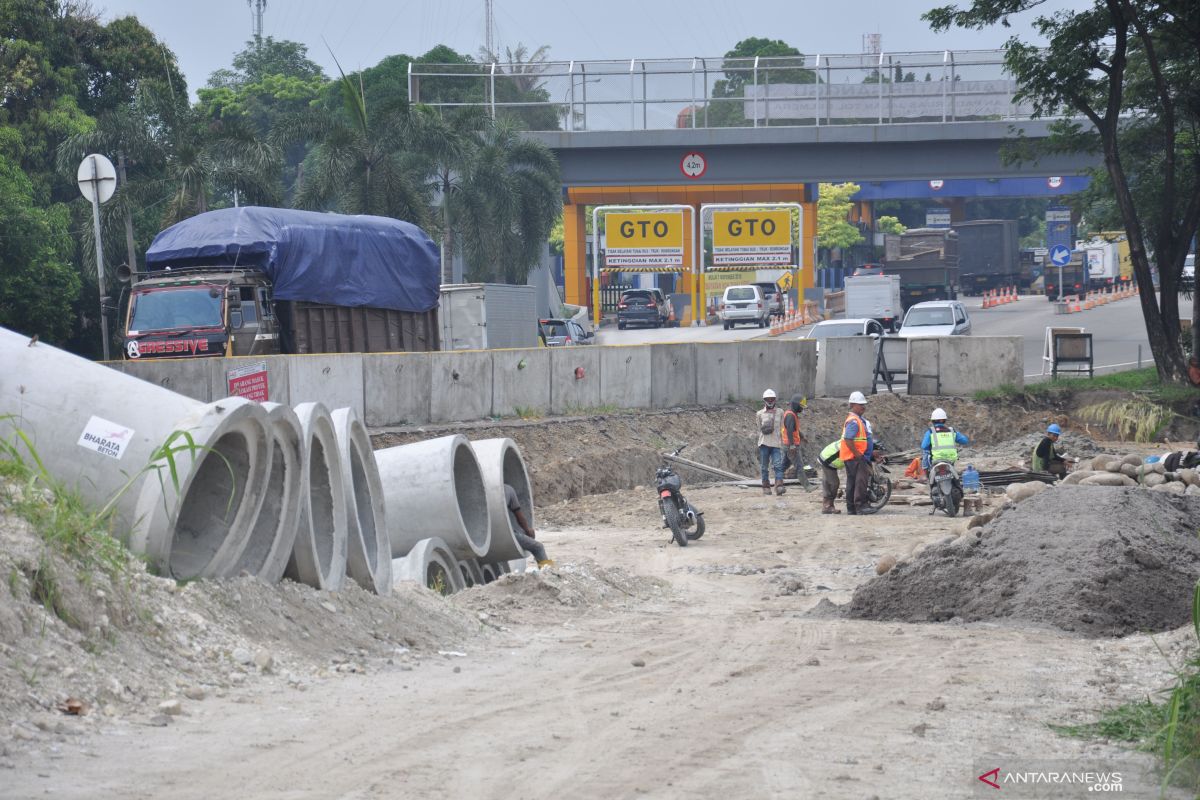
921;408;969;472
1032;423;1069;478
818;438;843;514
757;389;786;496
505;484;553;568
781;394;807;479
839;391;872;514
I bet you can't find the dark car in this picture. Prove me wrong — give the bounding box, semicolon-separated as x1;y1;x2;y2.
539;318;593;346
853;264;885;277
616;289;670;329
754;283;786;318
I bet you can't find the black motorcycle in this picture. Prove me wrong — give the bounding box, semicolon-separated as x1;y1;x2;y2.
929;459;964;517
656;445;705;547
856;442;893;516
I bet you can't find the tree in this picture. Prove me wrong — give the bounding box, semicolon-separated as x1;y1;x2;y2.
878;215;906;235
0;154;81;344
707;38;817;127
926;0;1200;384
818;182;866;251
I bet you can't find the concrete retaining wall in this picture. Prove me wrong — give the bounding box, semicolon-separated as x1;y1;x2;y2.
104;335;1019;427
907;336;1023;396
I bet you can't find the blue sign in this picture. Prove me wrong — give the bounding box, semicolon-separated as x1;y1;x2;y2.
1050;245;1071;267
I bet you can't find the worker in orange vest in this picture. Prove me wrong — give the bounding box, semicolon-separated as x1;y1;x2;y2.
781;393;807;479
839;391;872;514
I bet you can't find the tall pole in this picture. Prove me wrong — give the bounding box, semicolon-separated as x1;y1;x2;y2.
484;0;495;59
249;0;267;44
88;156;111;361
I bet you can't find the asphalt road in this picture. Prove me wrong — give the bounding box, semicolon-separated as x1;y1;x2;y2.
592;290;1193;380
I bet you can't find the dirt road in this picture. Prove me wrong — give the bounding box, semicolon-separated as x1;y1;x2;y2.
6;480;1189;799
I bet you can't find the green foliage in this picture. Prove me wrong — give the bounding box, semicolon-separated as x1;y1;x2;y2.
877;215;906;235
818;183;865;250
1076;398;1178;442
706;37;816;127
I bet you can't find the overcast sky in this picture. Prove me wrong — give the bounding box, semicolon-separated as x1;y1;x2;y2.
95;0;1092;93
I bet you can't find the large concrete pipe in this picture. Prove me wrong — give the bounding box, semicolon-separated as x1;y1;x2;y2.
479;563;500;584
471;438;534;562
391;537;464;595
285;402;348;591
459;559;484;588
330;408;390;596
229;402;303;582
0;328;273;580
374;435;490;560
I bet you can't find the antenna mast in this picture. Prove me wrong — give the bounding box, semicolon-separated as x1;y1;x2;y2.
484;0;495;60
249;0;268;45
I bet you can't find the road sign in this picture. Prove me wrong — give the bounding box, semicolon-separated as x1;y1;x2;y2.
776;272;793;291
680;152;706;178
603;211;685;268
77;154;116;204
712;209;792;265
1050;244;1071;267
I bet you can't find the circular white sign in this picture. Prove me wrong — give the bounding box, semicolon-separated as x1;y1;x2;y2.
1047;176;1063;189
929;179;944;191
680;152;707;179
77;153;117;204
125;340;141;359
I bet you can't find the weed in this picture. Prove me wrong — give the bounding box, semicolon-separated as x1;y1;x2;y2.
512;406;543;420
428;567;449;596
1052;698;1164;744
1077;398;1179;442
563;403;619;416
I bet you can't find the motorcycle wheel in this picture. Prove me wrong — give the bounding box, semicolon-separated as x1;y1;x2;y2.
858;474;892;515
663;501;688;547
687;508;705;540
943;487;962;517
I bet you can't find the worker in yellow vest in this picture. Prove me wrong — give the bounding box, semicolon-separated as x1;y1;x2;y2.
818;439;844;514
839;391;872;514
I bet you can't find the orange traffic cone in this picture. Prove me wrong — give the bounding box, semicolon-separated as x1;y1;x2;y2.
667;304;677;326
1012;285;1019;301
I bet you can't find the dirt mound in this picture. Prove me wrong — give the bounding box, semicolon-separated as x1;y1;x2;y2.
848;486;1200;636
453;559;668;625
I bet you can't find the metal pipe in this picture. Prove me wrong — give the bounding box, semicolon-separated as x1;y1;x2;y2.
331;407;391;595
374;434;491;560
0;327;273;580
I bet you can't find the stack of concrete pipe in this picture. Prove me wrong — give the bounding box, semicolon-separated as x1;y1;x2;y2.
0;327;534;597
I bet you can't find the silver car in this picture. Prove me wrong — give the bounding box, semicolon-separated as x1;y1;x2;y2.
897;301;972;338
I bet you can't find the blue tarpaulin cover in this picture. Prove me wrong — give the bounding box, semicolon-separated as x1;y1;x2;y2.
144;207;440;312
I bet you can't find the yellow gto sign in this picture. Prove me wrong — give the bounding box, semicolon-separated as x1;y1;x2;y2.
712;209;792;266
605;212;684;267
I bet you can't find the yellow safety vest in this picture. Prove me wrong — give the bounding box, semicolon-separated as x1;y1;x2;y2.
820;440;844;469
930;429;959;463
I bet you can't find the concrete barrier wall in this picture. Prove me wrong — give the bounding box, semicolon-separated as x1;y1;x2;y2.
104;335;1018;427
600;346;652;408
817;337;876;399
651;344;697;408
695;343;740;406
907;336;1023;396
492;348;551;417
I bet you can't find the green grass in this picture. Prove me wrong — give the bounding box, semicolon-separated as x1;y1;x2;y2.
1052;698;1165;744
975;368;1199;405
512;405;544;420
562;403;619;416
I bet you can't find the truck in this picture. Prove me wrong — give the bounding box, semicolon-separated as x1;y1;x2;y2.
439;283;539;350
951;219;1019;294
1082;239;1121;289
882;228;960;311
843;274;902;332
1043;252;1089;301
122;207;441;359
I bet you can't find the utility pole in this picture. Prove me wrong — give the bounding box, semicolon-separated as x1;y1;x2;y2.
249;0;267;45
484;0;495;60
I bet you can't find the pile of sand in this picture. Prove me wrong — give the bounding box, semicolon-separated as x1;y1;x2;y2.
849;486;1200;636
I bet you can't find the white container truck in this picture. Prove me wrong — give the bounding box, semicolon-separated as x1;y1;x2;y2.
844;274;903;332
1083;241;1120;289
439;283;538;350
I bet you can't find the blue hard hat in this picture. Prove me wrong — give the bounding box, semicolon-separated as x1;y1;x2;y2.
1046;423;1062;435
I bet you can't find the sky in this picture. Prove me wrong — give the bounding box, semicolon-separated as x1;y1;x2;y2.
93;0;1094;95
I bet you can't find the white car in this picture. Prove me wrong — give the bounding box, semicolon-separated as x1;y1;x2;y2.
719;285;768;329
805;318;886;355
896;300;972;338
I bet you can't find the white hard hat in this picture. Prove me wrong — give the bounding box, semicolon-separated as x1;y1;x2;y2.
762;388;777;400
848;391;867;405
930;407;948;421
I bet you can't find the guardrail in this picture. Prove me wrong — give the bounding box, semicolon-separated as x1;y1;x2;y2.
409;50;1040;132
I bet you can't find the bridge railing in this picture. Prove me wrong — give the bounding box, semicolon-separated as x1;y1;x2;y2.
407;50;1039;132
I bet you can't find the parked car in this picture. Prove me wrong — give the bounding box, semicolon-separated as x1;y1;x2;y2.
616;288;670;329
719;285;768;329
896;300;972;338
753;282;786;318
805;318;886;356
539;318;593;346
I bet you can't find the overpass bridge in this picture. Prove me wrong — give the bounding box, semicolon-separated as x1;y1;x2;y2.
410;51;1098;311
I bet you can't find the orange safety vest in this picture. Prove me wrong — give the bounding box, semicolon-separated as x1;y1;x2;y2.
781;409;802;446
838;411;868;461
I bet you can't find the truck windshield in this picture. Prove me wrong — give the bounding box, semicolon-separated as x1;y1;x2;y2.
130;288;223;332
903;308;954;327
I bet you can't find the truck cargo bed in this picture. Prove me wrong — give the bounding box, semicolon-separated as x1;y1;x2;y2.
279;301;439;354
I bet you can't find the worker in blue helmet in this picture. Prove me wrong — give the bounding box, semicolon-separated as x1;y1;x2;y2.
1032;423;1069;478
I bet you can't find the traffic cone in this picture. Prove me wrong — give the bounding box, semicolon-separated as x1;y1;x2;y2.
667;304;677;326
1012;285;1019;302
1073;296;1082;313
983;290;992;309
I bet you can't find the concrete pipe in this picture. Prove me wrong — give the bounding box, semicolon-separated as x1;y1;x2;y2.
285;402;348;591
0;327;273;580
374;435;490;560
471;438;534;562
228;402;303;583
459;558;484;588
330;408;391;596
479;563;500;584
391;537;464;595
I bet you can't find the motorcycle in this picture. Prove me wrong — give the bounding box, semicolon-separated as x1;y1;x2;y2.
928;459;964;517
856;442;893;516
655;445;706;547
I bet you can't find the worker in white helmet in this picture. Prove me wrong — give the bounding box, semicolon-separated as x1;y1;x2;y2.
756;389;786;496
839;391;871;513
921;407;969;472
